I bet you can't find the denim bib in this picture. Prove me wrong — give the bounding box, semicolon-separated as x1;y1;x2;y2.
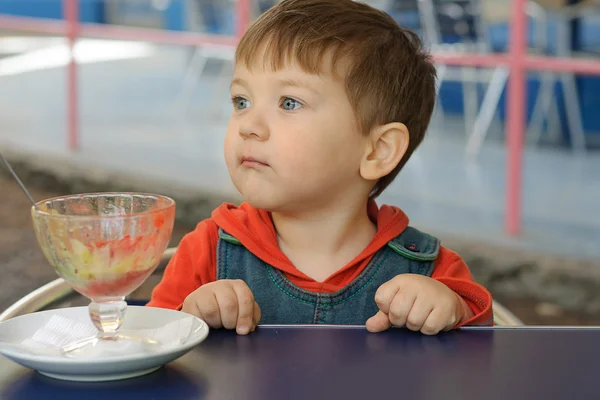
216;226;439;325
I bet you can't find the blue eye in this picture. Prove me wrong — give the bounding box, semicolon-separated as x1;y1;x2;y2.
280;97;302;111
232;96;250;110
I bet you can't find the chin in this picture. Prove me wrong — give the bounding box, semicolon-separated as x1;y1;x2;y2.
237;188;274;210
233;177;276;209
243;197;279;211
244;195;308;214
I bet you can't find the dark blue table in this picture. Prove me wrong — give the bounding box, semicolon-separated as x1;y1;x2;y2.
1;326;599;400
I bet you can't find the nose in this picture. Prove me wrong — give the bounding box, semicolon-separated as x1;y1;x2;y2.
238;108;270;141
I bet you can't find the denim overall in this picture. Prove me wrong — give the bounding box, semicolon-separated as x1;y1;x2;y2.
216;227;440;325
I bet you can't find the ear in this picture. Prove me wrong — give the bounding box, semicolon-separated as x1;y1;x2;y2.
360;122;409;181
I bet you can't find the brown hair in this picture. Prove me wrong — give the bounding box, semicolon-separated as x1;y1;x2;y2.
236;0;437;197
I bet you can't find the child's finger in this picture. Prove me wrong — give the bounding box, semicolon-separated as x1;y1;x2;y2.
196;292;223;329
405;298;433;332
387;290;416;328
373;281;401;314
251;302;261;331
232;281;255;335
215;284;240;330
420;308;445;335
365;310;392;333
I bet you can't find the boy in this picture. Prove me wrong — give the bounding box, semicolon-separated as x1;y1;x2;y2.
148;0;493;335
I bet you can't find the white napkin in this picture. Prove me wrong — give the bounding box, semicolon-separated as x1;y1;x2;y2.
21;315;97;353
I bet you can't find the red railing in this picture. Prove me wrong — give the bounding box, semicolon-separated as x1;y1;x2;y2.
0;0;598;236
507;0;528;237
65;0;79;151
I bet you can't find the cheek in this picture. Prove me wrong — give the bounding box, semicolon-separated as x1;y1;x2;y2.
303;128;363;169
276;136;320;171
223;124;239;165
278;137;354;180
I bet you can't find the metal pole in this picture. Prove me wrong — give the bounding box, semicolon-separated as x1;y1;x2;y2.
506;0;528;235
64;0;79;151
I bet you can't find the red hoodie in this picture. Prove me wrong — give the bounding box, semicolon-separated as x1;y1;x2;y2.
148;202;493;327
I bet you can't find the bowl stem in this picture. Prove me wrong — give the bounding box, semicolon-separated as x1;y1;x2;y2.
89;298;127;337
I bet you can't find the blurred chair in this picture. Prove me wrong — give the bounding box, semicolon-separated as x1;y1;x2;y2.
176;42;235;118
465;0;588;156
405;0;569;158
531;0;599;151
387;0;511;143
419;0;491;139
390;0;585;157
175;0;237;119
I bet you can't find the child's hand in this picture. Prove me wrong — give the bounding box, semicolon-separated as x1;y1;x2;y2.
365;274;470;335
182;280;261;335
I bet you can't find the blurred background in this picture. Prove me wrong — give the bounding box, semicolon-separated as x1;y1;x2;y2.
0;0;598;325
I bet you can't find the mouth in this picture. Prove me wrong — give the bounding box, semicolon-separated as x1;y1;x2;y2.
241;156;269;168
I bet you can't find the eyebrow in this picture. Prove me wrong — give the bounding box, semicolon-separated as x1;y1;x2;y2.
230;77;248;90
277;78;319;93
230;77;320;94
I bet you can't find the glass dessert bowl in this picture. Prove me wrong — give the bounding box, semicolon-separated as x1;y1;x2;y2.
31;192;176;356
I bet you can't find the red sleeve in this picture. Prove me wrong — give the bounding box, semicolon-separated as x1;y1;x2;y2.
431;247;494;327
146;219;219;310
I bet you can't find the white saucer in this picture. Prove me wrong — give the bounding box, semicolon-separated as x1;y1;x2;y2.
0;306;209;382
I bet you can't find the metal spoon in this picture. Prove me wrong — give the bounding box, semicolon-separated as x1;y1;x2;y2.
0;152;39;210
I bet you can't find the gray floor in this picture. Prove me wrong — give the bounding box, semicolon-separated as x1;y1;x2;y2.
0;41;598;261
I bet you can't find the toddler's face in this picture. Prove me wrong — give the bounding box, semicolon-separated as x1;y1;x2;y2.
224;56;368;213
